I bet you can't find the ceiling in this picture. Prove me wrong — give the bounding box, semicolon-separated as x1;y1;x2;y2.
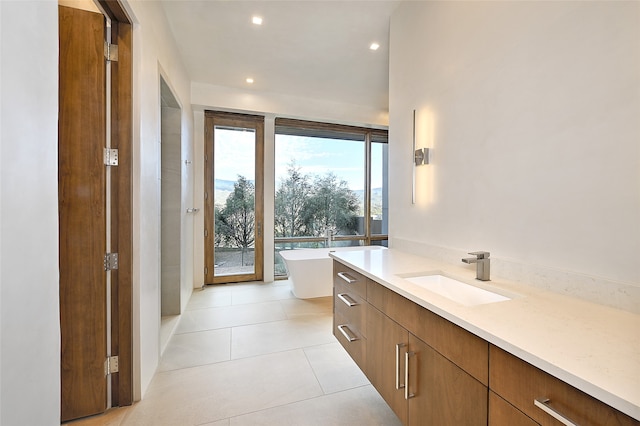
159;1;400;111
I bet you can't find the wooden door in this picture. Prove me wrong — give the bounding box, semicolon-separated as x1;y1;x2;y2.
59;6;108;421
407;334;488;426
366;306;409;424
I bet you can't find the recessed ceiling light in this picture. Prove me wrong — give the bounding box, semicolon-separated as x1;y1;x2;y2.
370;42;380;51
252;16;263;25
246;78;254;84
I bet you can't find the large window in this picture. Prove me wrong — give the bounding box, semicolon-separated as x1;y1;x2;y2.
371;132;389;237
274;119;388;276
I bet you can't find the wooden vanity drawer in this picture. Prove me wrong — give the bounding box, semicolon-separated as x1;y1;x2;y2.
489;345;639;426
333;261;367;299
489;391;539;426
334;282;367;338
334;310;366;371
367;279;489;385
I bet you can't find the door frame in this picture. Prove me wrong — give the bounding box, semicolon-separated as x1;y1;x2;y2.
204;111;265;284
99;0;133;407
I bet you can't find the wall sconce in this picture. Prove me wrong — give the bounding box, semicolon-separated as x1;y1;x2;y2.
414;147;430;166
412;110;430;204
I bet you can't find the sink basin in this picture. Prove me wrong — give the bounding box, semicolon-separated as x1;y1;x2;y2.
402;274;511;307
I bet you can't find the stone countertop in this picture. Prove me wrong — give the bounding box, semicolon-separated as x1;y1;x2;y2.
329;248;640;421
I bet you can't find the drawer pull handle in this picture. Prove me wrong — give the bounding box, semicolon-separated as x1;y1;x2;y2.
337;293;358;307
337;325;358;342
405;351;415;400
395;343;406;390
534;398;578;426
337;272;357;284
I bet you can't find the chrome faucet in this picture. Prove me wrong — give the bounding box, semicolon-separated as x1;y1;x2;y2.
462;251;490;281
324;228;334;248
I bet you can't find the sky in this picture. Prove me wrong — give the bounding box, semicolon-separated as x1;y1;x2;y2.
214;128;256;182
214;128;385;191
275;134;366;190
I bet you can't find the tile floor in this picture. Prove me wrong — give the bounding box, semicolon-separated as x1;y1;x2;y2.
66;280;401;426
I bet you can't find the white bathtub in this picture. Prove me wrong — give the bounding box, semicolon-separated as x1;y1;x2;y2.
279;246;385;299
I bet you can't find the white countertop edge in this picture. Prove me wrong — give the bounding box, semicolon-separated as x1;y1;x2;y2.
329;251;640;421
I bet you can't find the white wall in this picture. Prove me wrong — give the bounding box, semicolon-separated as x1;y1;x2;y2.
0;1;61;424
124;0;194;399
389;2;640;311
192;83;389;128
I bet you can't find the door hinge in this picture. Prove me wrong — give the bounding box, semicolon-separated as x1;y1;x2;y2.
104;148;119;166
104;41;119;62
204;192;208;200
105;356;119;375
204;267;208;275
204;229;208;237
104;253;119;271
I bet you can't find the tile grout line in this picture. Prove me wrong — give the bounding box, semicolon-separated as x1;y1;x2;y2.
302;345;328;395
228;324;233;364
160;319;330;375
174;303;292;335
196;384;377;426
70;283;397;426
159;316;337;374
163;288;335;369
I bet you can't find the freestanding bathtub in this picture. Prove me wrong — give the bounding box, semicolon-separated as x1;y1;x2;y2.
279;246;386;299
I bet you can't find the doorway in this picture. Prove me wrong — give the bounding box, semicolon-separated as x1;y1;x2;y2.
160;77;182;316
204;111;264;284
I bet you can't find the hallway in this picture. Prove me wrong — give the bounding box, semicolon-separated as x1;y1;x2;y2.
67;280;401;425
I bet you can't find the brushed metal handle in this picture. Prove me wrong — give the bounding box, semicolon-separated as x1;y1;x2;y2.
337;272;357;284
405;351;415;399
534;398;578;426
395;343;406;390
337;293;358;307
337;325;358;342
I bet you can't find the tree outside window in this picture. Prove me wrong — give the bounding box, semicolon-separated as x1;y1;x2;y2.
216;175;255;266
274;163;359;240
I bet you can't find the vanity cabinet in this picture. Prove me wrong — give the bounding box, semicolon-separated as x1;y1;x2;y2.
366;275;489;385
489;345;639;426
332;259;639;426
332;262;368;371
366;304;410;424
367;279;488;426
333;260;367;299
489;391;539;426
333;261;487;426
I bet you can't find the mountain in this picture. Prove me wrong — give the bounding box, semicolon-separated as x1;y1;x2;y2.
214;179;237;192
214;179;235;207
215;179;383;215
